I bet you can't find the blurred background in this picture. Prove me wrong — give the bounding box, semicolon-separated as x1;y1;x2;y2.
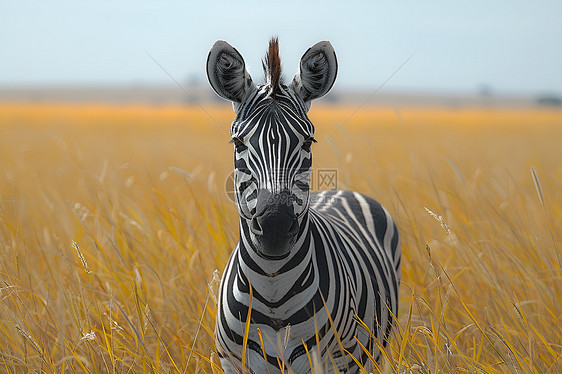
1;3;561;372
1;0;561;107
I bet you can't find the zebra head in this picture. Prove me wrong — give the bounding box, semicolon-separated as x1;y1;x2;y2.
207;38;337;259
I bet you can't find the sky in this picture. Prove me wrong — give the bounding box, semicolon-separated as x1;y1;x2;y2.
1;1;561;95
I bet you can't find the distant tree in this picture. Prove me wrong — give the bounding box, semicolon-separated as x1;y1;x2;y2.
478;84;493;98
536;94;562;107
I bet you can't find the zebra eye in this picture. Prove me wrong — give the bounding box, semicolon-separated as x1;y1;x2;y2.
301;137;316;152
230;137;247;152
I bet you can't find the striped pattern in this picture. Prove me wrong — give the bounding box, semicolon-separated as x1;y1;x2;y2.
208;40;401;373
232;86;313;221
217;189;400;373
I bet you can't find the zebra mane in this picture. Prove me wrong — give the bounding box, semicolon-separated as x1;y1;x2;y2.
262;37;282;96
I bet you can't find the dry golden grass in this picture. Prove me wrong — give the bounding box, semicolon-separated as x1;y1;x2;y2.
0;103;560;373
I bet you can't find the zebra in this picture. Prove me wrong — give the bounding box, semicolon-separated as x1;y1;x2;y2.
206;38;401;373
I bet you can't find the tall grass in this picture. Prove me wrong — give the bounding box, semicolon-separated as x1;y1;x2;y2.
0;104;560;373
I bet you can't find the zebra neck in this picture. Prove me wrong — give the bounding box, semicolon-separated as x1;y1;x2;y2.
237;213;311;277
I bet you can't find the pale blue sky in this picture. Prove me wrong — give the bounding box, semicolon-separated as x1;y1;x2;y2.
1;1;561;94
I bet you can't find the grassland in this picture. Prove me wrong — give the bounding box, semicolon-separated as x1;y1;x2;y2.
0;103;560;373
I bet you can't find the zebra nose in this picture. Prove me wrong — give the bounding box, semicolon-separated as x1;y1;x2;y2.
252;209;297;236
250;213;298;237
251;189;297;236
250;190;299;257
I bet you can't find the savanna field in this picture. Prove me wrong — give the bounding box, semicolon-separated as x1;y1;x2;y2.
0;103;560;373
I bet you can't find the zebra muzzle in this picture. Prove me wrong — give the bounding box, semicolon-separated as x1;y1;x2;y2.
250;189;299;259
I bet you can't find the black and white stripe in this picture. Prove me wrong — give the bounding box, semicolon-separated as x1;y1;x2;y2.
207;39;401;374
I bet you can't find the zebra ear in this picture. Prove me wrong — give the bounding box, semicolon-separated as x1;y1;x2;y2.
290;41;338;107
207;40;256;105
